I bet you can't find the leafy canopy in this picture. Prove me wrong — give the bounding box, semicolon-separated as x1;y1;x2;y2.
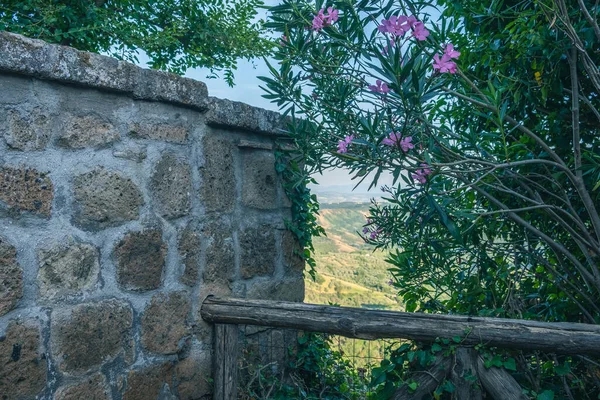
0;0;273;84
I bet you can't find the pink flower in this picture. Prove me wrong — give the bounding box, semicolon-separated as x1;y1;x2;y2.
362;227;369;234
382;133;414;152
411;21;430;41
368;79;390;93
312;7;338;31
399;136;414;152
444;43;460;59
378;15;411;36
412;163;432;184
433;54;457;74
382;131;402;146
325;7;339;24
337;134;354;153
280;35;288;46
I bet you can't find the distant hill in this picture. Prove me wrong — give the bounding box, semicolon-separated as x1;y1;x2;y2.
306;203;403;311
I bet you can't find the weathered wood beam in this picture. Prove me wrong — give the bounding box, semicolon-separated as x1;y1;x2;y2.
213;323;239;400
201;296;600;356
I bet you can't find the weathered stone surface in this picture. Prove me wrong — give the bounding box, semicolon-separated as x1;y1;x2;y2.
4;108;51;150
54;373;111;400
203;222;234;284
240;225;276;279
0;166;53;217
122;362;174;400
0;32;208;110
141;291;191;355
179;226;201;286
73;168;143;230
200;135;235;213
37;242;99;299
0;320;47;399
129;122;188;143
0;238;22;316
112;143;147;162
58;115;119;149
246;277;305;302
152;153;191;219
175;351;212;400
282;230;305;276
52;299;133;374
115;230;166;291
206;97;286;136
242;150;277;210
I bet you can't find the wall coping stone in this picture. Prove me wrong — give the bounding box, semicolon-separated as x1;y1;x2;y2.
0;31;288;135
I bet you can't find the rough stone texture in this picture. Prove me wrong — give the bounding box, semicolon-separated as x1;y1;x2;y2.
52;299;134;374
178;226;201;286
0;31;208;110
0;320;47;399
58;114;120;149
115;229;167;291
129;122;188;143
73;168;143;230
240;225;276;279
282;230;305;276
141;291;191;355
200;135;235;213
0;166;53;217
203;222;234;284
122;362;174;400
242;150;278;210
37;242;99;299
54;373;111;400
0;238;22;316
152;153;191;219
175;351;212;400
206;97;286;136
3;108;51;150
246;277;305;302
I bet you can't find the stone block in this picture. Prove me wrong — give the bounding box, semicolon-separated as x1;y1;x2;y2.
0;166;53;217
0;238;22;316
282;230;305;276
151;153;191;219
199;135;235;213
58;114;119;149
178;225;201;286
240;225;276;279
242;150;278;210
0;75;32;105
37;242;99;299
73;168;143;230
54;373;111;400
175;350;212;400
141;291;191;355
203;222;234;284
115;229;166;291
0;320;47;399
122;362;174;400
129;122;188;143
3;108;51;150
246;277;305;302
206;97;286;136
52;299;134;374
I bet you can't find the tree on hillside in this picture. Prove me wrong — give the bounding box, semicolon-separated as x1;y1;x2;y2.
0;0;272;84
263;0;600;397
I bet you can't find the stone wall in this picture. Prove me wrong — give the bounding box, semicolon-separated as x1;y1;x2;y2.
0;32;304;400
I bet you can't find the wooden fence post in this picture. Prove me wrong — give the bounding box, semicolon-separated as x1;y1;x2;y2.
214;323;239;400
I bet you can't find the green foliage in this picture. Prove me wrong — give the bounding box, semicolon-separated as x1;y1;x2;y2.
263;0;600;397
240;332;372;399
0;0;273;84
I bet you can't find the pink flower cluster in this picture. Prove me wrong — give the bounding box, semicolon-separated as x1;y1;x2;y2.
382;132;414;152
312;7;339;30
337;134;354;153
412;163;432;184
368;79;390;93
378;15;429;41
433;44;460;74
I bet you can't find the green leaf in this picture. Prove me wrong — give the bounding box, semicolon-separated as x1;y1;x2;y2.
408;381;418;391
503;358;517;371
537;390;555;400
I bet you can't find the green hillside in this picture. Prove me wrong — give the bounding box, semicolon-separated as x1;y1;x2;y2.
305;203;402;311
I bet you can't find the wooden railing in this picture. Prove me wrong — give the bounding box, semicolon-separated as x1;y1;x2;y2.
201;296;600;399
